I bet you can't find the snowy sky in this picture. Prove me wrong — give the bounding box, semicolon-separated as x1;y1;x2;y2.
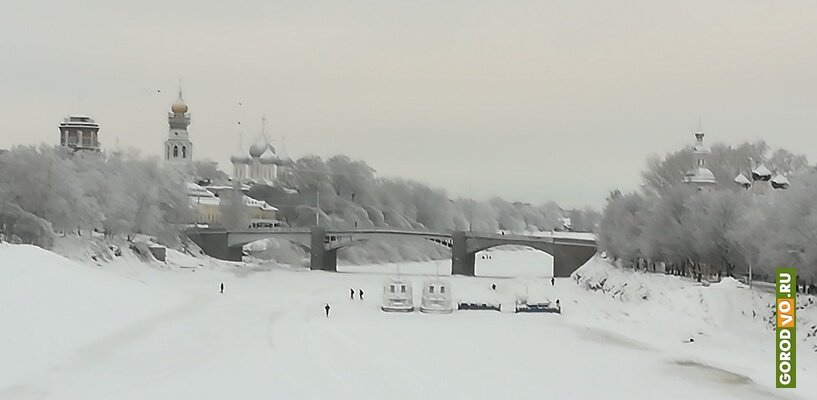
2;1;816;208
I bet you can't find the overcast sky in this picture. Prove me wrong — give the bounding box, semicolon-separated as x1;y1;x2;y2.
1;1;816;208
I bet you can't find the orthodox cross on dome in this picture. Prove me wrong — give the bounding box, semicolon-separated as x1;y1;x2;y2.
258;114;277;147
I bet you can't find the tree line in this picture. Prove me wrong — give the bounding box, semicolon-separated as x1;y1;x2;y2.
0;146;598;265
0;145;194;247
246;154;598;233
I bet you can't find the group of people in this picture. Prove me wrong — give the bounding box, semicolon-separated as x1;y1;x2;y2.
350;288;364;300
324;288;367;317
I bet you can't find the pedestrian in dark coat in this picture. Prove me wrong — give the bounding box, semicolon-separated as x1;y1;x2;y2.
220;283;224;294
359;289;364;300
350;288;355;300
325;304;331;317
551;277;555;286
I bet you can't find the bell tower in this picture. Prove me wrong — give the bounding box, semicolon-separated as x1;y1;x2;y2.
164;84;193;163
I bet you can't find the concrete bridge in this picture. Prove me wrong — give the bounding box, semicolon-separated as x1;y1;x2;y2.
186;227;597;277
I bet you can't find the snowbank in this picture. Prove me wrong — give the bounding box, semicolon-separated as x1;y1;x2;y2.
710;277;744;289
571;255;817;352
0;243;187;386
571;256;688;302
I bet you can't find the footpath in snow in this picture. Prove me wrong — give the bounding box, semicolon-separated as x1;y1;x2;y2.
1;242;815;400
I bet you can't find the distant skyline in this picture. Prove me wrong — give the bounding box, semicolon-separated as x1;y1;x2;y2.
2;1;816;208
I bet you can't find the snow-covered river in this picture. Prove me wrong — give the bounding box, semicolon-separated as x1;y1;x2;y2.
2;244;815;399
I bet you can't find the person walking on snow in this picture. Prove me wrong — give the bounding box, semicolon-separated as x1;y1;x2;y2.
325;304;331;318
350;288;355;300
359;289;364;300
220;283;224;294
551;277;555;286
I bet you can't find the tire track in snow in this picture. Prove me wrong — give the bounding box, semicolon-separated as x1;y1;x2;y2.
0;293;213;400
262;284;343;399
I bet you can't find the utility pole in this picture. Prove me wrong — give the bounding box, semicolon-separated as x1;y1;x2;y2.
749;261;753;289
316;186;320;227
467;184;474;232
469;200;474;232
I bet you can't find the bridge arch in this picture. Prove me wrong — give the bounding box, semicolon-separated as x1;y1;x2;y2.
472;244;556;277
470;241;554;256
227;231;311;247
324;230;453;251
453;232;596;278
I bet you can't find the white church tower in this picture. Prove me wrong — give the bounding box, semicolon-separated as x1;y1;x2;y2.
682;120;717;190
164;87;193;163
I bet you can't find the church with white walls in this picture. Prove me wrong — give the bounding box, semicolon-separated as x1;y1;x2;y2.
230;118;291;185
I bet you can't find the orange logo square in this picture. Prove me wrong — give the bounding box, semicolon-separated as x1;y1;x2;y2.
777;299;795;328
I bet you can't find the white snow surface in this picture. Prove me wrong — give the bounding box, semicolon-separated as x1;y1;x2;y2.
711;277;744;289
2;243;816;400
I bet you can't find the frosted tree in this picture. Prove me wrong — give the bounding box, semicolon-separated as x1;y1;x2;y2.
641;151;694;196
767;148;809;176
191;160;228;183
0;145;191;246
570;207;602;232
726;199;768;279
0;203;54;247
684;190;748;276
219;185;250;230
599;190;648;264
0;146;97;233
490;197;526;233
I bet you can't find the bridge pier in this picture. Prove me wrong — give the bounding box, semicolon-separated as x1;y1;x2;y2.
451;231;476;276
552;245;597;277
186;229;243;262
310;227;337;272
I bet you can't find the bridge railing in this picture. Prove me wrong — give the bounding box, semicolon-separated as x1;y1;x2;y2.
204;226;597;245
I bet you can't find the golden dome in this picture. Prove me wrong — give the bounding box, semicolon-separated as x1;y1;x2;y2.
171;101;188;114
